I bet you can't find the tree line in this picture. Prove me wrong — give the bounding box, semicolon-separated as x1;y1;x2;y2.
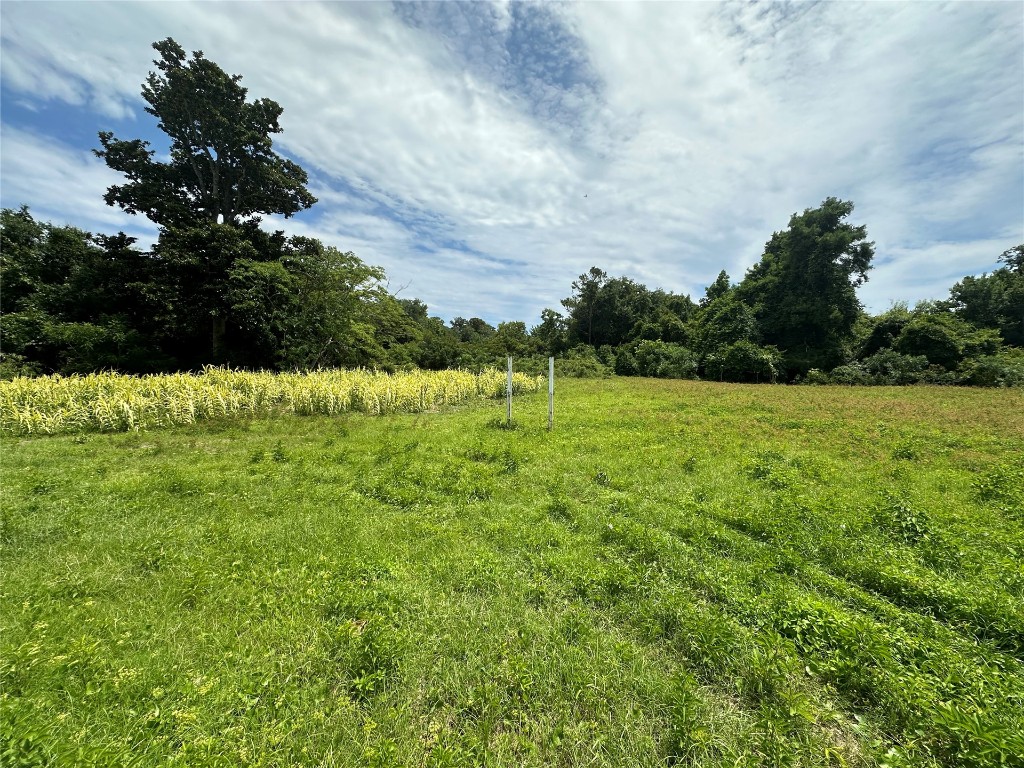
538;213;1022;386
2;39;1021;385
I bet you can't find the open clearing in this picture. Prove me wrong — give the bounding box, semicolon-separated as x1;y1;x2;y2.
2;378;1023;767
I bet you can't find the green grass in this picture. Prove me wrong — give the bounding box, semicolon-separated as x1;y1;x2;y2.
2;379;1023;767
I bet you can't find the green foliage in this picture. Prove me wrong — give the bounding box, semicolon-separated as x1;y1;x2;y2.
613;346;638;376
552;345;610;378
4;379;1023;765
688;293;759;363
972;459;1024;519
737;197;875;376
858;303;913;359
959;349;1024;387
529;309;568;357
873;494;932;544
534;222;1014;388
825;362;872;385
95;38;315;228
861;349;929;385
1;206;426;375
632;340;698;379
803;368;831;385
894;311;1000;371
450;317;496;344
944;244;1024;347
0;208;173;374
706;340;782;383
5;128;1021;395
700;270;732;306
560;267;694;349
490;321;531;357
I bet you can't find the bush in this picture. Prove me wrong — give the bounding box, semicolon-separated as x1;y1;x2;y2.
633;340;698;379
614;346;638;376
804;368;831;385
706;341;781;383
555;346;611;378
917;365;961;386
959;349;1024;387
0;353;41;380
894;313;1002;371
827;363;871;386
596;345;617;369
861;348;928;385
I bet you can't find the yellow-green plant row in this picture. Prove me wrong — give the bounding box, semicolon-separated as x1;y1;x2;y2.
0;367;542;435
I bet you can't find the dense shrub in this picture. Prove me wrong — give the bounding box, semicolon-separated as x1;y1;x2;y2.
861;349;928;385
894;313;1002;370
554;345;611;378
959;349;1024;387
633;341;698;379
803;368;831;385
614;346;638;376
706;341;781;383
828;363;872;385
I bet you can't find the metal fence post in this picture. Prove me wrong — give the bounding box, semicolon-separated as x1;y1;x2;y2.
548;356;554;431
506;355;513;425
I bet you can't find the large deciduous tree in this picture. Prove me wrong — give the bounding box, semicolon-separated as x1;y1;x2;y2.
95;38;316;229
738;198;874;376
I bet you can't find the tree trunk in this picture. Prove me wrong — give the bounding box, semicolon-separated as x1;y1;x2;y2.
212;316;227;362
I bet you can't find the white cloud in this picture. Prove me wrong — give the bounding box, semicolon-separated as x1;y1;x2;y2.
0;124;157;242
1;0;1020;325
863;238;1013;311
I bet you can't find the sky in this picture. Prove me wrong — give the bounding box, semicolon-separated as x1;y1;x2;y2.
2;1;1022;327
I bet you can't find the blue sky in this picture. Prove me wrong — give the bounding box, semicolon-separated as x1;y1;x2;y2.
2;1;1022;327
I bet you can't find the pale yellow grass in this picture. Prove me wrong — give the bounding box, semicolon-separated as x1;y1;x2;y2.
0;367;542;435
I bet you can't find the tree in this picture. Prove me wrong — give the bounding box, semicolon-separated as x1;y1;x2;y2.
857;302;912;359
707;340;782;383
944;244;1024;347
688;292;759;362
416;317;461;370
449;317;496;344
530;309;568;356
491;321;530;357
0;207;172;375
894;311;1001;370
275;237;405;369
153;221;275;365
1000;244;1024;273
589;277;659;347
560;269;692;349
632;340;698;379
701;270;732;306
562;267;608;345
737;198;874;377
95;38;316;229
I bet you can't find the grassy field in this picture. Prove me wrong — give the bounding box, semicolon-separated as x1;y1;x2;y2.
2;377;1023;767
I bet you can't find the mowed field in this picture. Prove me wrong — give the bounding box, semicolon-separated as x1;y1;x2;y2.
2;377;1023;767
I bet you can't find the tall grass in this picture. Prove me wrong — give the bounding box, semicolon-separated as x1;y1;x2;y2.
0;367;542;436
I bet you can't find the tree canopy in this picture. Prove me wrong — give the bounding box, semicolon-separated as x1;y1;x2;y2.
943;244;1024;347
95;38;316;229
737;197;874;375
